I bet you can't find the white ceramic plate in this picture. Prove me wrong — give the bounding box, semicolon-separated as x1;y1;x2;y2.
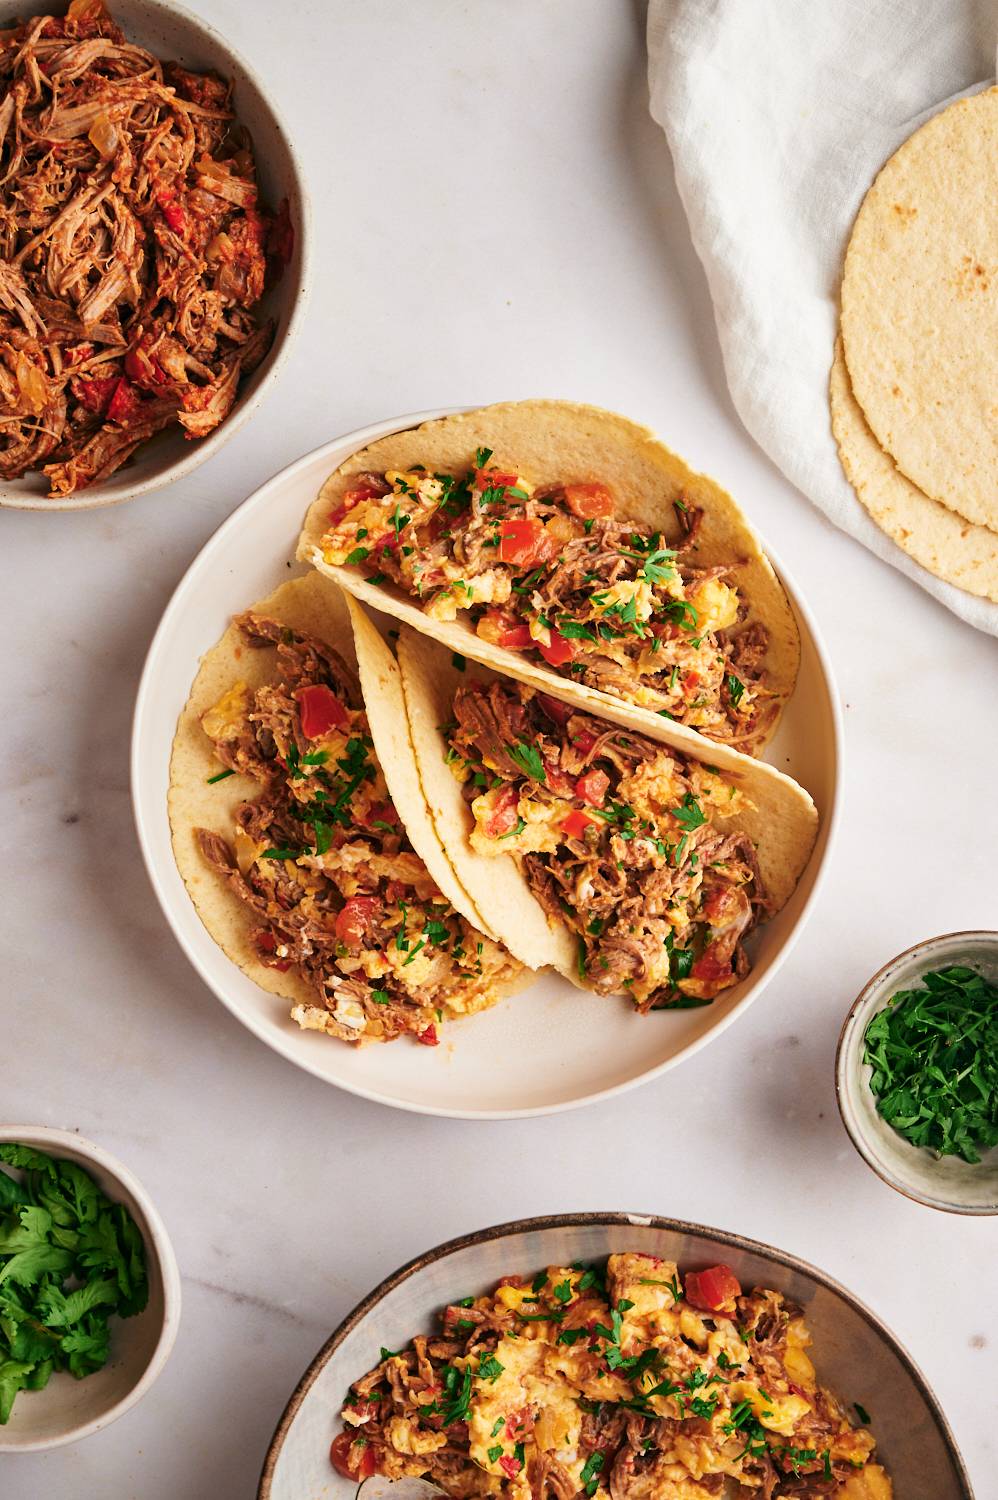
132;414;840;1118
0;1125;181;1452
0;0;310;511
257;1213;971;1500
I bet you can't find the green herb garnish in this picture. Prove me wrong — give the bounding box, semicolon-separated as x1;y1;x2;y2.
863;966;998;1162
0;1145;148;1424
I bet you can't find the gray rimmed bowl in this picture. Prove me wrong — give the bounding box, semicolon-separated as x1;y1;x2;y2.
0;0;310;512
0;1125;181;1451
258;1212;971;1500
837;932;998;1215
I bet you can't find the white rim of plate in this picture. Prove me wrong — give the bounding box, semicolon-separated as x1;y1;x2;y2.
131;412;843;1118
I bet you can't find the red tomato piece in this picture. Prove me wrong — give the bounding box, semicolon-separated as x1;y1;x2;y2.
499;1456;523;1479
683;671;701;692
474;468;519;491
499;517;546;565
538;628;576;668
124;339;166;389
106;376;142;425
417;1025;439;1047
560;809;594;839
295;683;350;738
536;693;574;726
479;609;533;651
505;1406;535;1439
575;769;609;807
543;762;576;797
571;728;597;757
329;1432;376;1481
563;481;614;519
485;784;520;839
690;949;733;984
362;801;399;830
684;1264;741;1313
335;896;379;948
156;188;186;236
255;930;291;972
72;374;119;414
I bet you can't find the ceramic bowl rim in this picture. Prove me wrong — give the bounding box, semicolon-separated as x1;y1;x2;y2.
0;1123;182;1452
835;929;998;1217
0;0;312;513
256;1210;972;1499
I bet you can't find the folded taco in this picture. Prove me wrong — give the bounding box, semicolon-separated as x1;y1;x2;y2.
386;620;818;1009
298;401;800;758
168;574;523;1047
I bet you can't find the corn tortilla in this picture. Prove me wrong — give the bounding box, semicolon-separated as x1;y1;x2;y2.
393;619;818;983
840;88;998;529
168;573;523;1013
298;401;800;756
830;338;998;603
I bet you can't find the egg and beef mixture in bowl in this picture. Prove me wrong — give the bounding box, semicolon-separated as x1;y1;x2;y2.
330;1253;891;1499
168;576;521;1047
299;402;801;760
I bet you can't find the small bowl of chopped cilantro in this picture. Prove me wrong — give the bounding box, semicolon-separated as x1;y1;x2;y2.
837;932;998;1214
0;1126;180;1450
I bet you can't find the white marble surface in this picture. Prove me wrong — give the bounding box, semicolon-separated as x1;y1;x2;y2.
3;2;996;1495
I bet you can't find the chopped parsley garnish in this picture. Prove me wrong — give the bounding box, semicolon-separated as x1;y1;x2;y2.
370;990;390;1005
726;673;745;706
498;817;526;840
0;1143;148;1424
206;768;235;783
580;1452;604;1496
474;447;493;468
671;792;706;831
863;966;998;1162
552;1278;573;1304
477;1354;505;1383
509;741;546;782
487;1445;504;1464
344;546;370;565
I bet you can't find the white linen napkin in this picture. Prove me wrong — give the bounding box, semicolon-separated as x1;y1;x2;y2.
647;0;998;634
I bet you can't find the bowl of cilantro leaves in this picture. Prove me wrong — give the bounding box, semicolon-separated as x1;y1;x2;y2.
837;932;998;1215
0;1126;180;1450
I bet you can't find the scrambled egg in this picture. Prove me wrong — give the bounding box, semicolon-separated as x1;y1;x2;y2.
341;1253;892;1500
201;681;250;740
687;577;740;634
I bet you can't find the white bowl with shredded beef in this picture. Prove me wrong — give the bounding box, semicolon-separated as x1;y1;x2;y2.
0;0;309;510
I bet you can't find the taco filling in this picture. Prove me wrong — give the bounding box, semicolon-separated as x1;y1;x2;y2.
331;1252;891;1499
443;679;770;1007
316;450;775;752
194;612;518;1045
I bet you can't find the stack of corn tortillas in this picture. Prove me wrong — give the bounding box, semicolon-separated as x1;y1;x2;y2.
831;87;998;604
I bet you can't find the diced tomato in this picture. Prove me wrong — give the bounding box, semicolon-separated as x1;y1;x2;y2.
335;896;379;948
575;769;609;807
538;628;576;668
690;949;733;984
544;761;575;797
372;530;399;554
417;1025;439;1047
295;683;350;738
65;341;94;367
474;467;519;491
505;1406;535;1440
255;930;291;972
683;672;701;692
560;809;594;839
343;1398;380;1422
343;473;391;508
684;1264;741;1313
156;188;187;236
537;693;574;726
499;1456;523;1480
563;481;614;519
479;609;532;651
329;1432;377;1481
499;517;547;566
571;728;597;757
485;784;520;839
362;801;399;830
106;376;142;425
72;374;119;414
124;340;167;390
